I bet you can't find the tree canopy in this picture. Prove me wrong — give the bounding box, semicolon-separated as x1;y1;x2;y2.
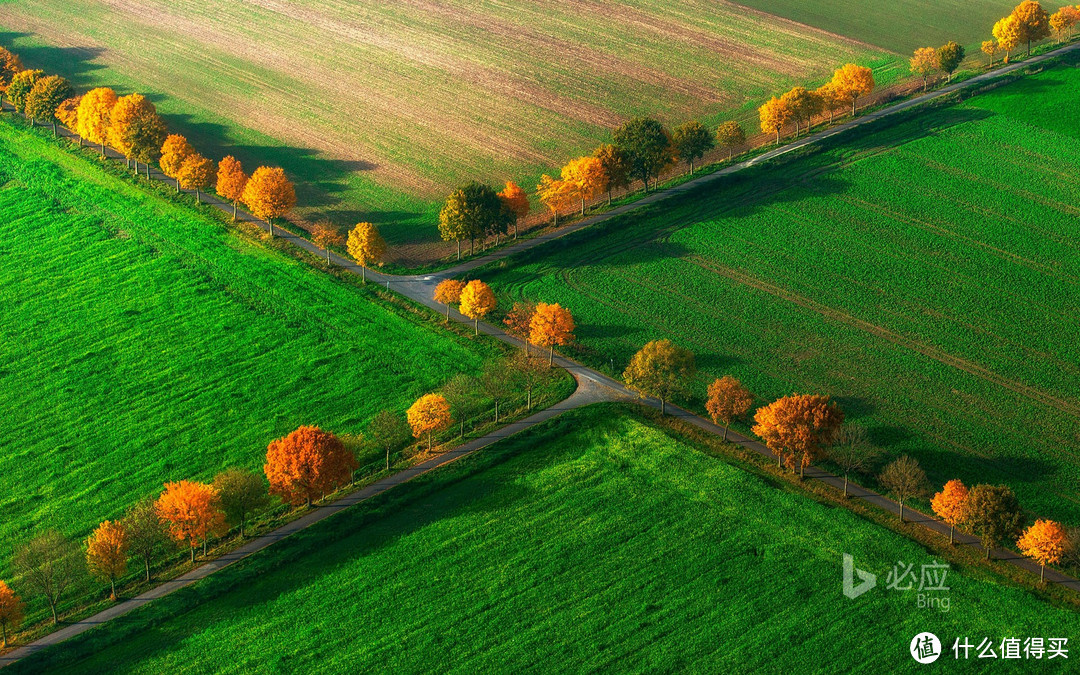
612;116;672;191
623;339;696;414
671;120;714;174
438;181;508;257
264;425;357;507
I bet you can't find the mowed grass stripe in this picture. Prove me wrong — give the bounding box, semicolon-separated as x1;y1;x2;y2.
0;121;494;577
18;409;1080;673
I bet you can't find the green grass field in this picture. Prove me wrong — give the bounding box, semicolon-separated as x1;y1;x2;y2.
15;407;1078;673
483;60;1080;525
736;0;1016;54
0;118;504;580
0;0;907;260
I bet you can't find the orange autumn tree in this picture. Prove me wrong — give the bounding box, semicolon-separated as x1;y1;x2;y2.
0;47;22;109
981;40;1000;67
242;166;296;237
994;15;1023;62
706;376;753;440
830;63;875;115
530;302;575;365
107;93;166;173
1017;519;1067;582
561;156;606;215
407;394;452;451
498;180;530;239
752;394;844;478
931;479;969;545
0;581;23;649
459;279;496;334
1012;0;1051;55
536;174;576;226
312;221;345;265
758;96;791;144
264;426;358;508
177;152;215;203
910;47;939;90
216;156;248;220
434;279;466;321
346;221;386;282
75;86;118;154
155;480;226;564
85;520;128;599
56;95;82;130
503;299;537;353
159;134;194;192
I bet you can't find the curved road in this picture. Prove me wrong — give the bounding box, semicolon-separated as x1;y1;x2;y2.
4;41;1080;667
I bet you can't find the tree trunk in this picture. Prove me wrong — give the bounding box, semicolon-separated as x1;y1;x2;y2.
52;122;57;136
799;459;805;479
495;400;499;423
514;220;518;239
240;517;245;539
196;189;201;203
723;425;728;441
548;345;554;366
851;99;857;115
362;265;366;283
775;129;780;144
190;547;195;564
949;524;954;545
428;430;432;451
1041;563;1045;582
456;239;461;260
690;159;695;175
580;197;584;216
777;453;782;468
144;557;151;582
50;601;58;625
527;387;532;411
661;398;666;415
445;303;450;321
554;211;559;227
2;622;6;649
233;201;238;220
843;474;849;498
985;545;990;559
110;577;116;600
268;219;274;237
899;500;905;523
474;317;478;335
470;238;474;255
326;248;331;264
175;178;180;192
607;189;612;205
386;447;390;472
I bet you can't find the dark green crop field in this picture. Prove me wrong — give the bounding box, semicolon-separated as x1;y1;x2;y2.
484;62;1080;524
0;119;495;571
16;407;1078;673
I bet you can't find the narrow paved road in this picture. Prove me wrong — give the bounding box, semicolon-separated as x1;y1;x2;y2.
3;41;1079;667
0;372;619;667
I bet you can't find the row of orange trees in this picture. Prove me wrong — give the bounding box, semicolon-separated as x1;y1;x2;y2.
613;338;1075;585
0;47;298;235
0;45;402;277
0;372;557;647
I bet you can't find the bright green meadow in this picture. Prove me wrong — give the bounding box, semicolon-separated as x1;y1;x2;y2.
483;59;1080;524
0;118;494;577
14;407;1078;673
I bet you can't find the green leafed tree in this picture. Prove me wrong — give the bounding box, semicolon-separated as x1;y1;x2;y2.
612;117;672;192
671;120;714;174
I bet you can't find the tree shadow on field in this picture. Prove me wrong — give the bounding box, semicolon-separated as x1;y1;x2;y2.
576;106;997;277
4;32;429;243
833;396;876;421
0;31;106;82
